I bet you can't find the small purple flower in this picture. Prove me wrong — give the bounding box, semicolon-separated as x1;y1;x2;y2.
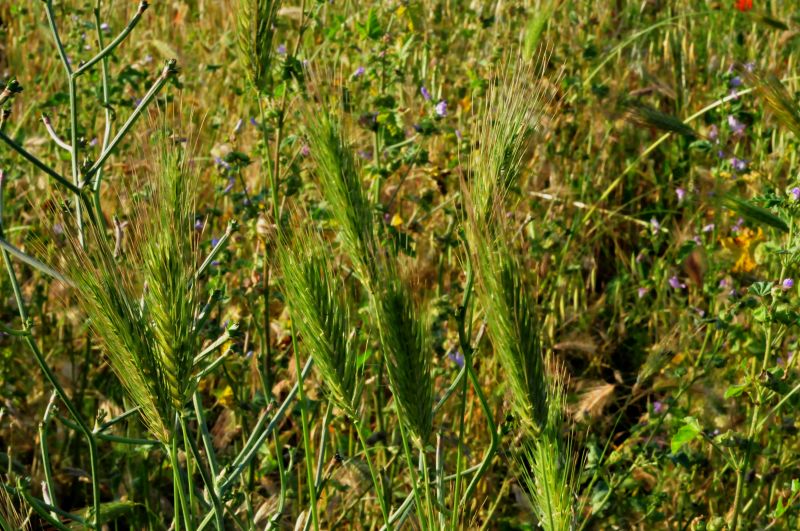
353;66;365;78
435;100;448;117
143;54;153;64
790;187;800;201
637;287;649;299
708;124;719;142
782;278;794;290
194;219;205;231
744;62;756;73
420;86;431;101
653;401;664;414
100;22;110;33
728;88;740;101
693;235;702;245
676;187;686;204
650;218;661;234
223;177;235;194
300;144;310;157
448;350;465;368
89;137;98;147
702;223;715;233
250;117;259;127
211;237;220;247
728;114;746;136
730;76;743;88
669;276;686;290
730;157;748;172
277;43;287;55
214;156;232;171
732;217;745;232
719;278;730;289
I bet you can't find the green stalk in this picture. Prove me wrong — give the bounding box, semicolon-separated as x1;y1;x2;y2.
182;412;225;530
353;419;393;530
38;392;59;521
398;422;427;531
168;437;192;531
289;324;320;531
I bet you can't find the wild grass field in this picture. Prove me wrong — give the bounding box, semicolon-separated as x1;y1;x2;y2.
1;0;800;529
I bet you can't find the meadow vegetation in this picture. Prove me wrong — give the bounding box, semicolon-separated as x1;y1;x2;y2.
1;0;800;529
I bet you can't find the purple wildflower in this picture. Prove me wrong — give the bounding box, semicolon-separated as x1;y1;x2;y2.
653;401;664;414
708;124;719;142
637;287;649;299
435;100;448;117
702;223;715;233
250;117;259;127
420;86;431;101
194;219;205;231
448;350;465;368
730;76;743;88
669;276;686;290
223;177;235;194
732;217;745;232
300;144;310;157
277;43;287;55
353;66;365;78
791;187;800;201
728;115;746;136
730;157;748;172
719;278;729;289
650;218;661;234
782;278;794;290
100;22;110;33
676;187;686;204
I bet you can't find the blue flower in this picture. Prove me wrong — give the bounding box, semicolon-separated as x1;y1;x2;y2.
435;100;447;117
420;86;431;101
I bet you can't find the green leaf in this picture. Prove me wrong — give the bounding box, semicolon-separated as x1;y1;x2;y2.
721;195;789;233
724;383;747;399
671;416;702;453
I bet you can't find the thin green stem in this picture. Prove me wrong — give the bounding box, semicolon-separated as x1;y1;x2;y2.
399;422;427;531
354;419;392;530
289;323;320;531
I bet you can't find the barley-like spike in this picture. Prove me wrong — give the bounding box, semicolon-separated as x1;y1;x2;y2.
237;0;282;94
302;101;378;286
277;219;361;417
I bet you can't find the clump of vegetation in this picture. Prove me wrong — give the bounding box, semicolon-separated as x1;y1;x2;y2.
3;1;800;529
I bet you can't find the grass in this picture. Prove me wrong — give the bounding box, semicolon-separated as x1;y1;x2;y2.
2;0;800;529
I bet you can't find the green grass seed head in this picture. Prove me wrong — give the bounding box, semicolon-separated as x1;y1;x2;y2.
277;218;361;417
237;0;282;94
63;145;201;443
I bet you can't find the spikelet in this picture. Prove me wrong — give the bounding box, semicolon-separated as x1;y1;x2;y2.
302;100;377;285
277;218;361;417
369;268;434;447
301;96;433;446
469;55;553;225
517;365;577;531
744;69;800;138
237;0;282;93
63;146;201;444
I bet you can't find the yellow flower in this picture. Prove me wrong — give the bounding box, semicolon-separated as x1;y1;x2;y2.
217;386;235;408
390;213;404;228
721;227;764;273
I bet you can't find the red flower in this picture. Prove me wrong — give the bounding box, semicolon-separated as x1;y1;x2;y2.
736;0;753;11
